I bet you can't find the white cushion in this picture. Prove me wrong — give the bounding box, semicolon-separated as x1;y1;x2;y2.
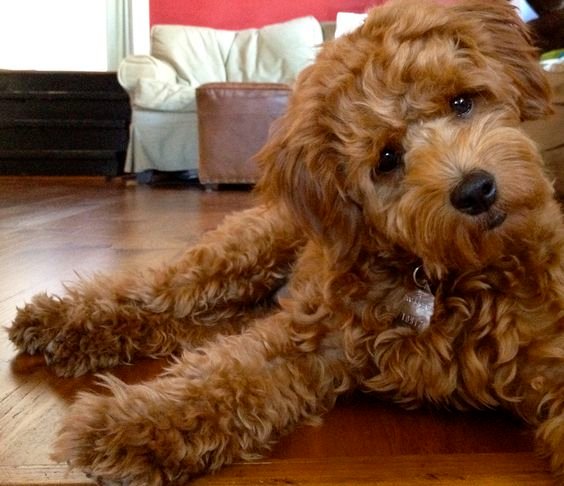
225;16;323;84
335;12;367;38
150;25;236;86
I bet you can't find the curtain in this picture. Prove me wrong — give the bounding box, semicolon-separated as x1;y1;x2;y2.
106;0;150;71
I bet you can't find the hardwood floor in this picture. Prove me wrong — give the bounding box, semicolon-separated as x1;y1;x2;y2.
0;176;554;485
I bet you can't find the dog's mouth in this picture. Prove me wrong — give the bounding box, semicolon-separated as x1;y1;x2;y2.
482;208;507;230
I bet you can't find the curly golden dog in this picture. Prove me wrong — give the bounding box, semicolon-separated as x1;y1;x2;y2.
8;0;564;484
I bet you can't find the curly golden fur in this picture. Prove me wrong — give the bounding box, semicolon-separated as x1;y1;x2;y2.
7;0;564;484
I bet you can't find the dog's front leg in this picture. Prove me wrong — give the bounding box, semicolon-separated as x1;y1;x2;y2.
8;206;304;376
51;313;351;485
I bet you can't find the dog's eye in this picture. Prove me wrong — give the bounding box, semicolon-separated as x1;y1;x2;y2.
450;94;474;117
378;146;403;173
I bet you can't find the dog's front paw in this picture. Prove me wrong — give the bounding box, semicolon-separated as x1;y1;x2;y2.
52;379;209;486
9;293;125;377
8;293;66;355
44;325;125;377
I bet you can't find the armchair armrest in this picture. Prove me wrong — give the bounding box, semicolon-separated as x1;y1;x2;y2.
118;55;178;92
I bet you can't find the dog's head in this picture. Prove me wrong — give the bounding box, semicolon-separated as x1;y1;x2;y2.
257;0;556;277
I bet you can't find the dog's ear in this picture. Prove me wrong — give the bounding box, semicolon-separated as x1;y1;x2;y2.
256;67;362;270
454;0;552;120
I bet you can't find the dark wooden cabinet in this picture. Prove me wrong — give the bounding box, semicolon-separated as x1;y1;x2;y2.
0;70;131;176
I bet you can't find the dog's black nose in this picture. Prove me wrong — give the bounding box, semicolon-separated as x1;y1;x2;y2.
450;170;497;215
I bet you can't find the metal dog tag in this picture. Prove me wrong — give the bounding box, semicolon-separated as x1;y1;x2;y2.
396;266;435;332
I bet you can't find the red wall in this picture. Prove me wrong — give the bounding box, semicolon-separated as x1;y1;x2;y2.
149;0;382;29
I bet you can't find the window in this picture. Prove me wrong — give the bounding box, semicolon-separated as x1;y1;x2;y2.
0;0;149;72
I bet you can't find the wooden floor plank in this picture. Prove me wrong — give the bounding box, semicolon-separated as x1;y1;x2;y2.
0;453;553;486
191;453;553;486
